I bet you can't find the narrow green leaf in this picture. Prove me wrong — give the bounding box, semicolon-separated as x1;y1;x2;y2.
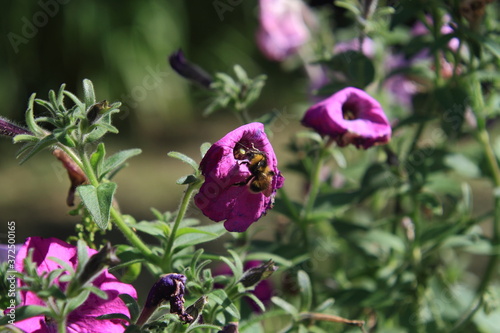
210;289;240;319
96;313;131;322
91;143;106;179
168;151;198;171
271;296;298;317
76;239;89;275
0;305;50;325
200;142;212;158
18;134;57;164
83;79;96;108
66;289;91;313
101;149;142;179
297;270;312;312
233;64;248;82
77;183;117;230
120;294;141;322
173;223;226;249
25;93;46;136
12;134;38;144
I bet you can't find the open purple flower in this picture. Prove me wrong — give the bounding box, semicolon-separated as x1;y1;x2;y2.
194;122;284;232
302;87;391;149
13;237;137;333
256;0;312;61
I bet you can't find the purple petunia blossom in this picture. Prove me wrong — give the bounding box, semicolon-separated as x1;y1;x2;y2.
194;122;284;232
256;0;312;61
13;237;137;333
302;87;391;149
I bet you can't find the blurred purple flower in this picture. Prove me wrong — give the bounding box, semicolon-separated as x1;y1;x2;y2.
383;53;420;108
333;37;376;59
256;0;313;61
411;15;459;54
194;122;284;232
302;87;391;149
13;237;137;333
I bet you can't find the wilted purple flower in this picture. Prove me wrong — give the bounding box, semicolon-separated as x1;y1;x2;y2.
0;117;32;138
194;122;284;232
169;49;213;88
256;0;313;61
13;237;137;333
302;87;391;149
137;273;191;326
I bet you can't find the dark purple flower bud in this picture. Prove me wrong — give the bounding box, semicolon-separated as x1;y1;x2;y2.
52;149;88;206
302;87;391;149
194;122;284;232
169;49;213;88
238;259;277;288
0;117;32;138
137;274;192;326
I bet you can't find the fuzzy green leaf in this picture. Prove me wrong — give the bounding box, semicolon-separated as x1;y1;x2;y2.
168;151;198;171
101;149;141;179
77;183;117;230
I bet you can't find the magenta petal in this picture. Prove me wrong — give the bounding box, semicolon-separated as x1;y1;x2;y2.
14;237;137;333
302;87;391;149
195;122;284;232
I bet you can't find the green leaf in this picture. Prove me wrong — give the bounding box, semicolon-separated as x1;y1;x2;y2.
200;142;211;158
297;270;312;312
176;174;199;185
83;79;96;108
271;296;298;317
444;154;480;178
12;134;38;144
168;151;198;171
91;143;106;178
210;289;240;320
18;134;58;164
66;289;91;312
25;93;46;136
101;149;142;179
173;223;226;249
0;305;50;325
77;183;117;229
120;293;141;322
97;313;131;322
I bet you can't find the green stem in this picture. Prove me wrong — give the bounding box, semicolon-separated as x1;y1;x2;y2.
451;76;500;331
57;317;67;333
302;142;329;219
78;150;158;265
161;181;202;271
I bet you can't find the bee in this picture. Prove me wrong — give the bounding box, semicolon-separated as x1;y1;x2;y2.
233;143;275;197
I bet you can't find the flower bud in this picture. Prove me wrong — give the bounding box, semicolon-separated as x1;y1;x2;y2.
0;117;32;138
169;49;213;88
238;259;277;288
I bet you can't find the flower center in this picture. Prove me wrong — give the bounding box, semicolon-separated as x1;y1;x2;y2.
342;107;357;120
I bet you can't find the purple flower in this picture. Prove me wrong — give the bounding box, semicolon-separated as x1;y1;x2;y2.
13;237;137;333
256;0;312;61
194;122;284;232
333;37;376;59
302;87;391;149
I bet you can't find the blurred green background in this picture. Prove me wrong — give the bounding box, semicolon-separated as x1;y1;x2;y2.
0;0;313;242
